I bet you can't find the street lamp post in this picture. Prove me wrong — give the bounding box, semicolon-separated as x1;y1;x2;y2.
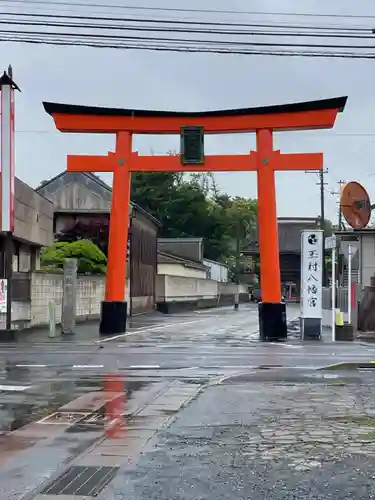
0;67;19;341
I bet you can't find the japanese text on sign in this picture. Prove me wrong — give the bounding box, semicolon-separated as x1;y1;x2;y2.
301;230;323;318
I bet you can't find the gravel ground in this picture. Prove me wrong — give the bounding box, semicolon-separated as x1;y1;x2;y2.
101;370;375;500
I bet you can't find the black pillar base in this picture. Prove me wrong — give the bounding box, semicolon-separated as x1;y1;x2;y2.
99;301;127;336
0;329;16;342
258;302;287;341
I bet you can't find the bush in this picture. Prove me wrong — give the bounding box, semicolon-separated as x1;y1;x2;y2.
41;239;107;275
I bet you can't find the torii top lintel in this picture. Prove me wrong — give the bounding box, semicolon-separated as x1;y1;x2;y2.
43;96;347;135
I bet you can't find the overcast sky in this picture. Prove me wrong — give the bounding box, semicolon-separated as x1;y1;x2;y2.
2;0;375;222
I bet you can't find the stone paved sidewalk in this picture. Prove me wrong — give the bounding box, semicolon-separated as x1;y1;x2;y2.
100;370;375;500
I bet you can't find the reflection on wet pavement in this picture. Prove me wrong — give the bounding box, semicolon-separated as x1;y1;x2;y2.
0;364;202;499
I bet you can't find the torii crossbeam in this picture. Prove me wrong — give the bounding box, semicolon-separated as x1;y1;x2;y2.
44;96;347;339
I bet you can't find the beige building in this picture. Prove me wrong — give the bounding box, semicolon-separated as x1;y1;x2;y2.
12;178;54;273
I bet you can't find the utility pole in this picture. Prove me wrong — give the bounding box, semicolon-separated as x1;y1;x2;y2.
336;180;345;287
234;218;241;310
325;179;345;290
316;168;328;286
337;180;345;230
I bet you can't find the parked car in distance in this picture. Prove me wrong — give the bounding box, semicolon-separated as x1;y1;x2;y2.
250;288;262;303
250;288;286;303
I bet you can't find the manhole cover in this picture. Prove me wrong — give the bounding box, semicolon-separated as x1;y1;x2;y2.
41;465;118;496
37;412;90;425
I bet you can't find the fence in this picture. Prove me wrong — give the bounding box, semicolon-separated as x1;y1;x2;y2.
322;285;360;328
322;287;348;312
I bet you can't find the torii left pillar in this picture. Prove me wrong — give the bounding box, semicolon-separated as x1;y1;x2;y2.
100;132;132;335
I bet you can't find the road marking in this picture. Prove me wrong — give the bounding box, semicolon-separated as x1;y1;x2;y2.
96;319;208;344
72;364;104;369
128;364;161;369
15;364;47;368
281;344;302;349
0;384;31;391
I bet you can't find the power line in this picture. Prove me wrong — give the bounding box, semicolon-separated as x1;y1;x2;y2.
3;0;375;21
3;18;375;39
0;11;373;33
5;34;375;58
4;27;375;51
3;12;375;58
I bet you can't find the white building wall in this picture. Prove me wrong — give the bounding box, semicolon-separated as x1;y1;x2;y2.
203;259;229;282
158;262;207;279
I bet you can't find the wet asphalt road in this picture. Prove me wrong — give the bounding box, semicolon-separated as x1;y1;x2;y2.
1;303;375;434
1;304;375;499
2;303;375;371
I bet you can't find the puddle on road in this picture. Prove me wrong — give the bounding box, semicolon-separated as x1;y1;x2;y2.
0;376;157;433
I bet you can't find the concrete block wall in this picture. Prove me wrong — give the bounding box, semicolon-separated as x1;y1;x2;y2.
156;275;249;313
12;272;131;328
31;272;64;325
157;275;218;301
12;272;249;329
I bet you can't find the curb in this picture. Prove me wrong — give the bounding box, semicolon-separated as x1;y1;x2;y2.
319;361;375;371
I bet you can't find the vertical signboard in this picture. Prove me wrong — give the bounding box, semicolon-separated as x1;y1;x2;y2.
0;73;15;232
301;229;323;339
0;279;7;313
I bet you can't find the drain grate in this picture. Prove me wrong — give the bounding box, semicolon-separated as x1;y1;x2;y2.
41;465;118;496
67;411;118;433
37;411;90;425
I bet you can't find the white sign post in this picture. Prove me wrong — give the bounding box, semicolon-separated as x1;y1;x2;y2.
0;279;7;313
300;230;323;340
325;235;337;341
341;241;358;326
348;244;352;326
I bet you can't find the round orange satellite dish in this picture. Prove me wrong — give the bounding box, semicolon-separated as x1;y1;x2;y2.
340;181;371;229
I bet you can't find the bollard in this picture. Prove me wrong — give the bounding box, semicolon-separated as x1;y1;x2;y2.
234;286;239;310
336;309;344;327
48;300;56;338
61;258;77;335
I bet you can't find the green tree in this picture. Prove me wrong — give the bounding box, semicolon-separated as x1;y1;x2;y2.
131;168;258;264
41;239;107;275
224;197;258;244
219;197;258;277
316;216;334;238
131;171;232;261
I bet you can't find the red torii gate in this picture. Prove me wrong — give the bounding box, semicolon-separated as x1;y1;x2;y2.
44;97;346;340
